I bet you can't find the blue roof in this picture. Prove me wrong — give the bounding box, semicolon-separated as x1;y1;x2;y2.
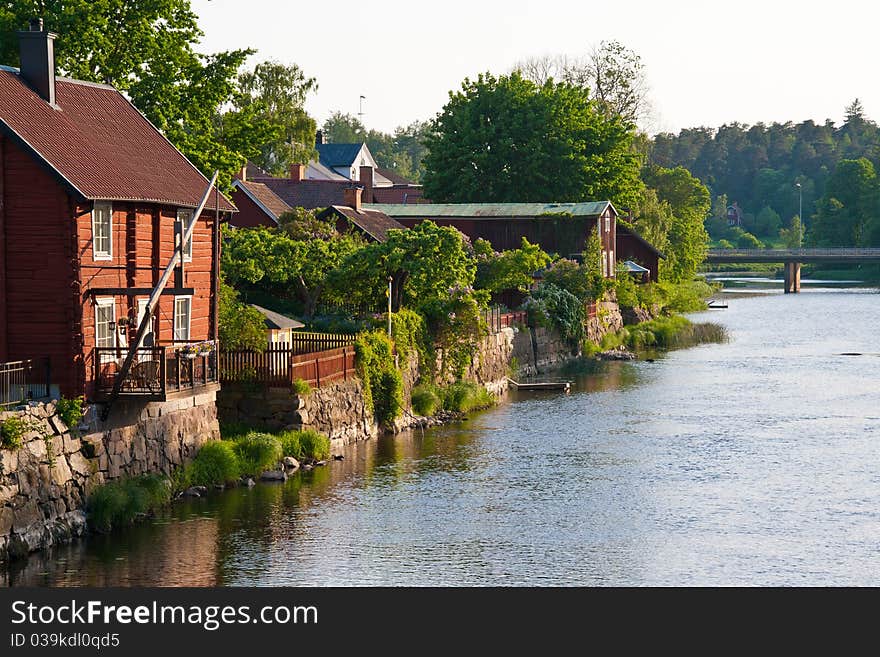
316;143;364;168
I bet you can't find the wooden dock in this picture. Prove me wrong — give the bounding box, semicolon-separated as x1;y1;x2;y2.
707;299;728;309
508;379;571;393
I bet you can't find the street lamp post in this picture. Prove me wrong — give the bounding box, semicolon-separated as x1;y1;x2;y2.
795;182;803;247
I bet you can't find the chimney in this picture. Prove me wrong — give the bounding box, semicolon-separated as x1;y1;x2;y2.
234;164;247;182
359;166;374;203
18;18;56;106
343;185;362;212
315;130;325;147
289;163;306;182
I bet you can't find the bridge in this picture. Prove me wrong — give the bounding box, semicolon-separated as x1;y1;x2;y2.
704;248;880;293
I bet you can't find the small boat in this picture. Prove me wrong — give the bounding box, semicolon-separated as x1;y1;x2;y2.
707;298;728;309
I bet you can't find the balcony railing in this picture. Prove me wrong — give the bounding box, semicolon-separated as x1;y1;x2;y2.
0;357;51;408
93;341;218;401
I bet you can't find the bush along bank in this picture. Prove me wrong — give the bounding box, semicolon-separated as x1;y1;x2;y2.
84;428;332;534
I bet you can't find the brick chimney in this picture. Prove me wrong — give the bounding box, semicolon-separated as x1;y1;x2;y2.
233;164;247;182
290;163;305;182
18;18;56;105
315;130;325;147
343;185;362;212
360;165;374;203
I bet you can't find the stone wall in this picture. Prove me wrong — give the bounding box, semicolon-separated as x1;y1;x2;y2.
0;393;219;563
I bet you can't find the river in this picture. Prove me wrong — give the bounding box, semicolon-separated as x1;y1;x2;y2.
3;278;879;586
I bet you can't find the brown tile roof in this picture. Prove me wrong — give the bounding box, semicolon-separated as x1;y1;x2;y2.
256;177;351;210
234;180;291;220
0;69;235;211
375;166;416;186
318;206;406;243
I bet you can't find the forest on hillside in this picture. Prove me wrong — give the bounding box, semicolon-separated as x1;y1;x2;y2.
649;100;880;247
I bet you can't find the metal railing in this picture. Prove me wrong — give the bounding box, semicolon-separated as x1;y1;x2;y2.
0;358;50;408
707;248;880;259
94;343;218;399
483;307;529;333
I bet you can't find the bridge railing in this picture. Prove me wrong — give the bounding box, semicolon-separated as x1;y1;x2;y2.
706;248;880;257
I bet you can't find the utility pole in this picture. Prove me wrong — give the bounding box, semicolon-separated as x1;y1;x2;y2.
359;95;366;122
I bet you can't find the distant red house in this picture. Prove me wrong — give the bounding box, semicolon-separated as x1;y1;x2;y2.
0;21;235;402
366;201;621;278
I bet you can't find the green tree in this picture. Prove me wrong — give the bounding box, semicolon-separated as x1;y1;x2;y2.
322;112;367;144
778;216;804;248
643;165;710;281
218;281;266;350
0;3;254;191
474;237;551;295
423;72;643;206
222;61;318;176
754;206;782;237
809;158;877;246
331;221;477;312
222;227;364;318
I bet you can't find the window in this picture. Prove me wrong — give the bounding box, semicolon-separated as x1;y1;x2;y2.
174;297;192;342
92;202;112;260
176;209;193;262
95;299;116;365
601;250;608;277
608;250;615;277
604;216;611;233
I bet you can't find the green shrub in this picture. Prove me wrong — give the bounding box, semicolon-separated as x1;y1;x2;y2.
355;330;403;425
278;429;330;461
233;432;282;476
718;239;735;249
187;441;240;487
298;430;330;461
292;378;313;396
374;370;404;425
581;340;602;358
279;430;302;459
56;396;85;429
411;383;442;417
87;474;171;533
0;415;29;449
442;381;494;413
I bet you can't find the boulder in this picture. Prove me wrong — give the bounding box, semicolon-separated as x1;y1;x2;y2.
243;478;256;488
180;487;204;498
259;470;287;482
282;457;300;471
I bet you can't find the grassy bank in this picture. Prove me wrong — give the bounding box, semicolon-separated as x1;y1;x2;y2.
410;380;495;417
86;427;331;533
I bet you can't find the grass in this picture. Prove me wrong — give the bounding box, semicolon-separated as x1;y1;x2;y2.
411;383;443;417
278;429;331;461
442;381;495;413
185;441;240;487
626;316;728;350
232;432;283;477
292;378;313;396
87;474;171;533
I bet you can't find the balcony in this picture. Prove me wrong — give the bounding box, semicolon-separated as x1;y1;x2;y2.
93;340;219;402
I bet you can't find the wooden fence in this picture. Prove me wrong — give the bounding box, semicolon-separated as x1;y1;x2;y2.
484;307;529;333
286;332;356;355
219;343;356;389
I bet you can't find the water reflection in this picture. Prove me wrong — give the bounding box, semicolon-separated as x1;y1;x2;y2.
4;286;880;585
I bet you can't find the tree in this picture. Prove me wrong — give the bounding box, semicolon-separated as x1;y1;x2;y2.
218;281;267;351
754;206;782;237
322;114;429;180
221;61;318;176
331;221;476;312
514;41;652;126
221;227;364;318
809;158;877;246
423;72;643;206
322;112;367;144
779;216;804;248
474;237;551;294
0;3;254;191
643;166;710;281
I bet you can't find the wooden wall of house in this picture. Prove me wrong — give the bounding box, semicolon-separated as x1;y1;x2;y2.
0;136;78;395
616;233;660;282
228;188;276;228
393;214;605;260
76;202;218;398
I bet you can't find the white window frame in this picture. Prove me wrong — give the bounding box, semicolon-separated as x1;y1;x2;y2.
604;215;612;233
95;298;117;363
176;209;193;262
92;201;113;261
174;296;192;343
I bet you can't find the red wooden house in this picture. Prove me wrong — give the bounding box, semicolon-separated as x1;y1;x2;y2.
0;21;235;404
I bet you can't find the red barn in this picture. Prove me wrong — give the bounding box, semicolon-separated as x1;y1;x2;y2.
0;21;235;404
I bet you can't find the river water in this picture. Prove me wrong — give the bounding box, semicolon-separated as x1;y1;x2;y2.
4;278;880;586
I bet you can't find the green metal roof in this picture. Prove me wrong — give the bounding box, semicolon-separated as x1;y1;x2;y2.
363;201;614;218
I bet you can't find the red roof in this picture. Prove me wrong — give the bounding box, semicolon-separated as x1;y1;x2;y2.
0;69;235;211
233;180;291;220
317;206;406;243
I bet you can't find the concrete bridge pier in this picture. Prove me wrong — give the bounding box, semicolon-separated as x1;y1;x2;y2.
784;261;801;293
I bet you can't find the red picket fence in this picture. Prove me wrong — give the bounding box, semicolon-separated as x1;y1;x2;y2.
500;310;528;329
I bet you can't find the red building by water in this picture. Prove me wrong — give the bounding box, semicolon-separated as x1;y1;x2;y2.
0;21;235;402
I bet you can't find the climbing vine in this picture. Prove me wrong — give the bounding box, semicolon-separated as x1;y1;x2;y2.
354;330;404;426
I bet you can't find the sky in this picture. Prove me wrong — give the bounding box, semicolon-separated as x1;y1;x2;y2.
192;0;876;136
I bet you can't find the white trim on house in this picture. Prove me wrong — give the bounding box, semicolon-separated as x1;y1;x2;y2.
174;295;192;342
92;201;113;261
